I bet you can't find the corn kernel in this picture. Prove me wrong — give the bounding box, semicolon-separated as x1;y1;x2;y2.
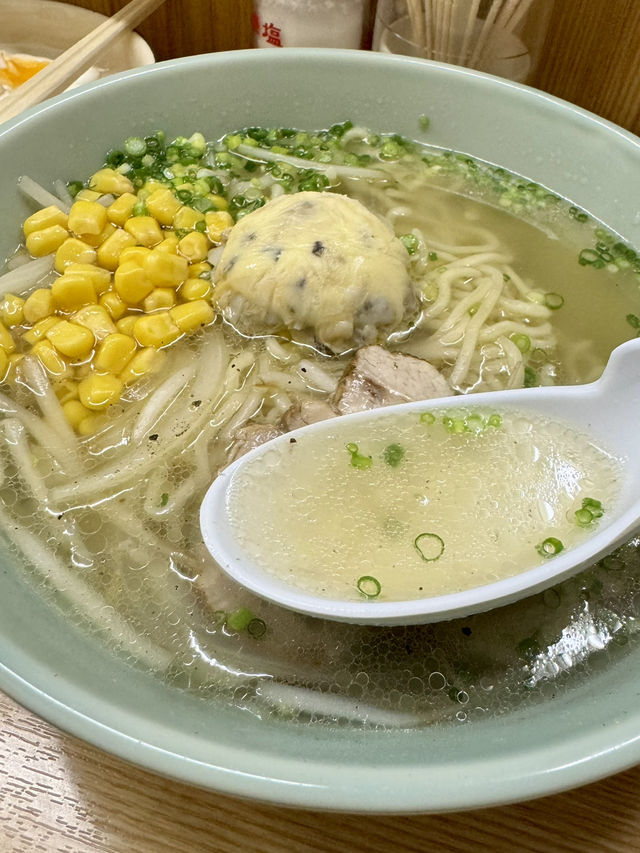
94;333;137;373
119;246;151;266
0;322;15;354
0;347;9;382
54;237;97;272
68;200;108;238
82;221;117;248
78;373;123;410
146;187;182;226
142;179;165;195
31;340;68;377
143;249;188;288
23;288;54;324
96;228;137;271
207;194;228;211
205;210;234;242
89;168;134;196
116;315;138;336
106;192;138;226
22;316;58;345
62;399;91;429
180;278;213;302
71;304;116;341
177;231;210;263
99;291;128;321
7;352;22;371
46;320;95;359
143;288;176;312
51;274;97;312
26;224;69;257
55;379;78;404
133;312;181;348
114;261;153;304
124;216;163;248
78;413;104;436
75;189;102;202
173;206;205;231
0;294;25;328
23;205;68;237
187;261;212;279
120;347;165;385
65;263;111;295
170;300;215;333
155;234;179;254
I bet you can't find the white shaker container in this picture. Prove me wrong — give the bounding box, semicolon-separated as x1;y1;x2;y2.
252;0;371;49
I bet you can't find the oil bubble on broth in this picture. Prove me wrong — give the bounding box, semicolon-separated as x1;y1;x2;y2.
1;122;640;730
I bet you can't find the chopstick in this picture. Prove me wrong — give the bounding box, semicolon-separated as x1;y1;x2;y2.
0;0;166;125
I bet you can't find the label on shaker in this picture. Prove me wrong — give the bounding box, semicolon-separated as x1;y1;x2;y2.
252;0;366;49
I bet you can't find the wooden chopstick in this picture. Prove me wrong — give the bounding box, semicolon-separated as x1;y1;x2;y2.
0;0;166;125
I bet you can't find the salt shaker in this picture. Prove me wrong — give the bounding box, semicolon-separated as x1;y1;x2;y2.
252;0;374;49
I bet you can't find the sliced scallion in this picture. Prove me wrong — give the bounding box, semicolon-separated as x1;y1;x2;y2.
420;411;436;424
544;292;565;310
414;532;445;562
346;442;372;470
535;537;564;558
510;332;531;353
383;443;405;467
357;575;381;598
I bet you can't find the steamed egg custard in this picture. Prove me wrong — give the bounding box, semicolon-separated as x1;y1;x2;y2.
227;410;621;602
213;191;415;353
2;121;640;729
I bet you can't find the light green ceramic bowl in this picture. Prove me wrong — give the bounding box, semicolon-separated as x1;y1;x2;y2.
1;49;640;813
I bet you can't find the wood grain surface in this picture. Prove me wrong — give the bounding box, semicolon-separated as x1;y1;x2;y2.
3;2;640;850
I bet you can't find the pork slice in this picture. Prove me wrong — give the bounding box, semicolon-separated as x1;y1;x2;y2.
332;345;450;415
228;423;284;462
280;399;337;431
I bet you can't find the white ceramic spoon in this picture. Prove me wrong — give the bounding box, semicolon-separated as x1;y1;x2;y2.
200;337;640;625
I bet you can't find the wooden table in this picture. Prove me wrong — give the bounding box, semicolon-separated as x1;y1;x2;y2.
3;2;640;850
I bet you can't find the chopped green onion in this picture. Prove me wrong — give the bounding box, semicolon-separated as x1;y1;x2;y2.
468;303;479;316
66;180;84;198
225;607;254;632
544;292;564;310
428;251;439;262
420;411;436;424
577;497;604;524
442;415;466;434
524;366;539;387
124;136;147;157
399;233;419;255
626;313;640;329
357;575;381;598
160;492;169;507
464;413;485;433
414;532;445;562
383;443;405;467
418;115;430;131
510;333;531;353
346;442;372;470
574;508;595;526
487;413;502;428
536;537;564;558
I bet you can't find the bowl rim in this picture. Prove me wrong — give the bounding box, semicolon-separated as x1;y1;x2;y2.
2;48;640;814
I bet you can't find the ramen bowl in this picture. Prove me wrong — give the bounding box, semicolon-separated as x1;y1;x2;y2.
1;49;640;813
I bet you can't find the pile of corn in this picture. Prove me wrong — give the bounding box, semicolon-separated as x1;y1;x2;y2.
2;167;234;435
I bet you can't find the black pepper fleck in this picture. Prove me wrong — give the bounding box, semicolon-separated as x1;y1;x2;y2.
148;434;159;441
312;240;324;256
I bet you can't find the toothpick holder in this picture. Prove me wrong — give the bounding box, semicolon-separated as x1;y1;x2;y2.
372;0;553;83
